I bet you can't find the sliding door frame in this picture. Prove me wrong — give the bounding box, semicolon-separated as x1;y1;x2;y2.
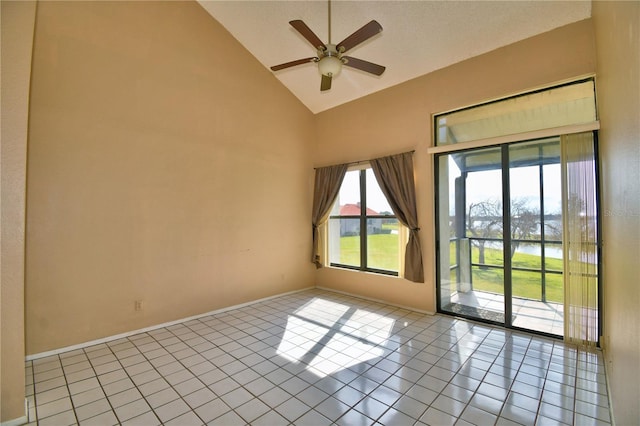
434;132;602;343
501;145;514;328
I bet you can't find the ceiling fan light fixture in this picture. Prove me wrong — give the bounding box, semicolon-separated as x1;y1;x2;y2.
318;55;342;77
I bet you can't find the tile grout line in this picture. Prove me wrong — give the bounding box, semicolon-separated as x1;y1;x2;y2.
432;322;508;425
61;353;81;426
27;361;37;425
104;338;165;425
122;332;209;424
157;320;242;423
82;345;124;425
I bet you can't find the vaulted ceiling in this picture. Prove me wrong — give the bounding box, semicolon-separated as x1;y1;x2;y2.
199;1;591;114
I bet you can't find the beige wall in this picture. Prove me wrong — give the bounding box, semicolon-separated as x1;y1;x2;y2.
8;2;638;424
1;1;36;422
592;2;640;425
315;19;597;312
25;1;315;355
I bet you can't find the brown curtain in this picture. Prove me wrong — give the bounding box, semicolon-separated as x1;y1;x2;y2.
370;152;424;282
311;164;348;268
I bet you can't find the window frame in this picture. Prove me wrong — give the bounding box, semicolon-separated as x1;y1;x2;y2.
432;76;602;343
327;167;400;276
433;77;598;147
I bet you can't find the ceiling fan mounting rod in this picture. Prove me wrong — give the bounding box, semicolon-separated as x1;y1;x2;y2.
328;0;332;44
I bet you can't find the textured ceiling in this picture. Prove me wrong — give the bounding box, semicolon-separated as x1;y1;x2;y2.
198;1;591;114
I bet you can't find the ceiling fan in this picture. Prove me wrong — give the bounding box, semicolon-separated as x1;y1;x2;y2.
270;1;386;91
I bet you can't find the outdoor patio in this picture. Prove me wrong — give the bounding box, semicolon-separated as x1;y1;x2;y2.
445;290;564;336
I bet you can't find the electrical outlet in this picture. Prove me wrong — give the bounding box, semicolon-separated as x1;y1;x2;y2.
134;300;144;311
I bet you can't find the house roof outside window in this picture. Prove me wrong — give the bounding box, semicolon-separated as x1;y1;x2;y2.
340;203;380;216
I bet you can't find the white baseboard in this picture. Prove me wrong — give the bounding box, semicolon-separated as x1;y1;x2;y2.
26;285;433;361
26;286;314;361
315;286;435;315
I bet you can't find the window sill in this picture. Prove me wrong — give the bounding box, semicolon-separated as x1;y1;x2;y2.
327;264;400;278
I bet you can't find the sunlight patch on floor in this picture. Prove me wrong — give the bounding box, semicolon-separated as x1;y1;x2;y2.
276;298;394;377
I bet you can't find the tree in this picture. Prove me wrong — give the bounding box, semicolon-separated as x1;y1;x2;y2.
467;197;541;262
467;199;502;266
509;198;540;258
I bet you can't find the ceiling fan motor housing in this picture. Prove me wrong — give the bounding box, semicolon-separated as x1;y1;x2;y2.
318;44;343;77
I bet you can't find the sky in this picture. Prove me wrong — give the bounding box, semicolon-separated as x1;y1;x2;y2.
337;169;393;214
334;159;563;216
449;157;563;214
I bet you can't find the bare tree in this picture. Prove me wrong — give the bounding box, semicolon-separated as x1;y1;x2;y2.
467;197;541;262
510;198;540;258
467;199;502;266
544;218;563;241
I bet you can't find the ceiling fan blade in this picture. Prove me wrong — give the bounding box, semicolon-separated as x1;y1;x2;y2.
336;20;383;53
270;57;317;71
321;74;332;91
289;20;326;51
342;56;386;76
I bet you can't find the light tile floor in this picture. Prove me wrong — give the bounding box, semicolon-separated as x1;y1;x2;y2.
25;289;611;425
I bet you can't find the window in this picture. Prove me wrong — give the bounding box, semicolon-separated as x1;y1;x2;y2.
435;79;597;146
327;167;401;275
434;78;597;147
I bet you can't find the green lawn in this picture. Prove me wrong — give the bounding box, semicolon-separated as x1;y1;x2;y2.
338;232;566;304
454;244;564;303
339;234;399;272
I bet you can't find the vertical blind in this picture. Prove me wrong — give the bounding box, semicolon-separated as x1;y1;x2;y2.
561;132;599;346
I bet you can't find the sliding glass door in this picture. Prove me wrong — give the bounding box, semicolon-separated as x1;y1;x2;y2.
436;135;599;340
437;146;506;323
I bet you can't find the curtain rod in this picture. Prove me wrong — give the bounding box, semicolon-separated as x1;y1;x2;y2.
313;150;415;170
